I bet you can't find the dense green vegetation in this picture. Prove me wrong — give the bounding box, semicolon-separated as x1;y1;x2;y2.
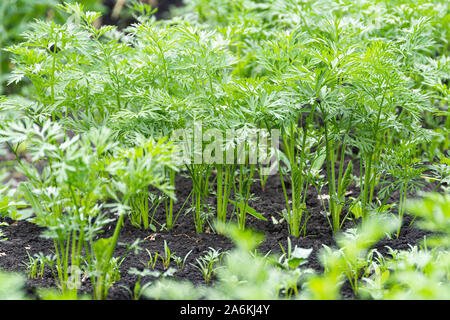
0;0;448;300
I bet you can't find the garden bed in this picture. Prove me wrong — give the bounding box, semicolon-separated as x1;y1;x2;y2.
0;171;434;300
0;0;448;301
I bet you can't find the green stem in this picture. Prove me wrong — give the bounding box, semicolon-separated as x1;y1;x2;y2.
216;165;224;226
51;33;58;107
362;155;371;218
70;229;77;296
396;180;408;238
169;169;175;224
242;164;255;230
279;159;291;215
96;212;125;299
53;240;64;292
322;109;338;233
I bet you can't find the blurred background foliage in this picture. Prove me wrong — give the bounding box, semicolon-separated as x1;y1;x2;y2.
0;0;181;95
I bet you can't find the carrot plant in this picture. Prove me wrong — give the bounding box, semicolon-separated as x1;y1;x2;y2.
0;117;175;299
0;0;105;95
360;193;450;299
214;163;234;232
186;163;213;233
231;164;256;230
303;215;399;299
0;0;449;302
129;192;162;231
0;0;448;302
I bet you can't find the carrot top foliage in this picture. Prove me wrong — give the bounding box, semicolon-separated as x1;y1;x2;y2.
0;0;448;299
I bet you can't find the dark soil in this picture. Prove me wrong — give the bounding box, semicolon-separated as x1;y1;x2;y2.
101;0;183;28
0;167;435;300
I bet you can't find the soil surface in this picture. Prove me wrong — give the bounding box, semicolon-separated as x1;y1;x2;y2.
101;0;183;28
0;166;435;300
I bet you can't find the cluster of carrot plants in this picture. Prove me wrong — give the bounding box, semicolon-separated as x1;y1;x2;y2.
0;0;448;300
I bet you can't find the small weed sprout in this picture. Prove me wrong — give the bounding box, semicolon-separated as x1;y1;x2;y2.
191;247;226;284
23;252;57;280
172;250;193;271
22;252;41;279
158;240;174;270
141;248;159;270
